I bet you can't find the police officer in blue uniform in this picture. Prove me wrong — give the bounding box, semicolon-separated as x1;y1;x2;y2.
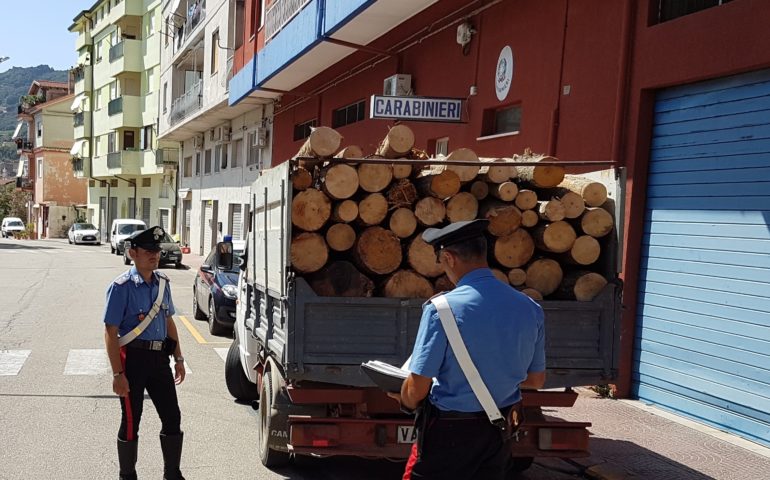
104;226;186;480
391;219;547;480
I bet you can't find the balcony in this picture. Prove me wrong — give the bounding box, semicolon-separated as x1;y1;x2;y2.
16;177;33;191
99;150;141;176
265;0;310;42
16;139;34;152
169;79;203;126
108;95;142;129
109;39;142;76
172;1;207;57
72;65;92;92
71;157;88;178
74;113;91;139
111;0;143;22
73;112;85;127
75;30;92;50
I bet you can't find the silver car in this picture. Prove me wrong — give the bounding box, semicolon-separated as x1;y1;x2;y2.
67;223;101;245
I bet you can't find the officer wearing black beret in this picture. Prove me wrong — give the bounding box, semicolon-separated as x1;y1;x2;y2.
391;220;547;480
104;226;186;480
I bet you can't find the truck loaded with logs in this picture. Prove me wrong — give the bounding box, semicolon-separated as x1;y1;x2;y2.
219;125;623;475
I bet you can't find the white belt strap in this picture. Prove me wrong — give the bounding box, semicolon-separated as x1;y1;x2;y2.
431;295;504;425
118;276;167;347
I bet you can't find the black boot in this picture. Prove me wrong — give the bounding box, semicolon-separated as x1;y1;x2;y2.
159;433;185;480
117;438;138;480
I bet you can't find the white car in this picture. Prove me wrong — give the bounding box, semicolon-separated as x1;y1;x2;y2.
68;222;101;245
1;217;25;238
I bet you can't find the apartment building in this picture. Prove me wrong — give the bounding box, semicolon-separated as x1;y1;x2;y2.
12;81;87;238
69;0;178;243
157;0;275;257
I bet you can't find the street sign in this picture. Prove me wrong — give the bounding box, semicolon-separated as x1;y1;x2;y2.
369;95;463;123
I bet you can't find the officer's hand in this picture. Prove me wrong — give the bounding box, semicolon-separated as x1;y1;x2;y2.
113;374;130;397
174;362;186;385
386;392;402;403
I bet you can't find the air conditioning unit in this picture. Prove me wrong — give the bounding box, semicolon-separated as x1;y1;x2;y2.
252;127;268;148
383;74;412;96
193;134;204;150
210;127;221;142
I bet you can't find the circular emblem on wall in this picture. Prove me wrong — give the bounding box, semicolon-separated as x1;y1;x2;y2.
495;46;514;101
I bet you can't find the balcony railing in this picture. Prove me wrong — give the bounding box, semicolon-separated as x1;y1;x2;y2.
108;97;124;116
169;79;203;126
185;1;206;40
109;41;125;62
73;112;85;127
265;0;311;42
107;152;123;169
16;140;34;151
16;177;33;190
72;157;84;173
155;149;180;167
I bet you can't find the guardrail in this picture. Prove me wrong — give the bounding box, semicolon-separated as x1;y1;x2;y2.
109;41;125;62
108;97;124;116
169;79;203;126
265;0;311;42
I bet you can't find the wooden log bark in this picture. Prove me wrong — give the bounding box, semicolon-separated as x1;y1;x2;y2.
489;181;519;202
334;145;363;160
559;175;608;207
358;163;393;193
520;288;543;301
292;167;313;191
308;261;374;297
515;189;538;211
291;188;331;232
580;207;614;238
383;270;434;299
479;157;518;183
537;199;566;222
470;180;489;200
556;235;601;266
354;226;402;275
434;275;455;293
446;192;479;223
407;237;444;278
414;197;446;226
296;126;342;158
493;229;535;268
520;209;539;228
480;202;522;237
375;125;415;158
514;151;565;188
525;258;563;297
332;200;359;223
358;193;389;226
320;163;359;200
532;221;576;253
491;268;510;285
507;268;527;286
290;232;329;273
325;223;357;252
389;208;417;238
539;188;585;219
386;179;419;208
443;148;481;182
554;271;607;301
415;168;461;199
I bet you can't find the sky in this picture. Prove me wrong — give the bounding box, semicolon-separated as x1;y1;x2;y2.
0;0;95;73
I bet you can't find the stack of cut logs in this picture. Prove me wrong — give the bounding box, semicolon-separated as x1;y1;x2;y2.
290;125;615;302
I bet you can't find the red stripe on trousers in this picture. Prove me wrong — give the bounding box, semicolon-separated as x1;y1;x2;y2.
403;442;419;480
120;347;135;441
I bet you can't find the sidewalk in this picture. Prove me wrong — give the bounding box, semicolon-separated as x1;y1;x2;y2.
549;388;770;480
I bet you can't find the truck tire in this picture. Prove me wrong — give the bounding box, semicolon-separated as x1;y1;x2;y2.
505;456;534;477
258;369;291;468
224;340;257;401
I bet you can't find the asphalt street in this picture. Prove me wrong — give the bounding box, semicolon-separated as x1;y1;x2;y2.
0;238;584;480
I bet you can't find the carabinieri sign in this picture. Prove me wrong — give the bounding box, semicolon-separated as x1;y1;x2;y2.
370;95;463;123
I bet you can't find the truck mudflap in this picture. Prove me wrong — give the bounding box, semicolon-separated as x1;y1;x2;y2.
288;416;415;458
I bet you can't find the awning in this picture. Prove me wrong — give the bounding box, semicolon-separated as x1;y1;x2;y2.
177;188;191;199
70;93;86;111
16;158;25;177
70;139;86;156
12;122;23;139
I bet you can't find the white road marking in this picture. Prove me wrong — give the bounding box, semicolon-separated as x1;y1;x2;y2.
214;348;228;362
0;350;31;376
64;349;111;375
170;357;191;373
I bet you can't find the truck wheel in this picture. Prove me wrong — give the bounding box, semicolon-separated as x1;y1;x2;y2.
505;456;534;477
192;288;207;320
224;340;257;401
258;370;291;468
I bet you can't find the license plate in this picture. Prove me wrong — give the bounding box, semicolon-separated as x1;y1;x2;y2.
397;425;416;444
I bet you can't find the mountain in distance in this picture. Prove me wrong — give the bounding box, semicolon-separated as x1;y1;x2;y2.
0;65;68;135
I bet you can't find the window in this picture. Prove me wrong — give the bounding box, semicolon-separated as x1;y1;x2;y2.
94;136;101;157
96;39;103;62
247;132;259;166
109;81;119;101
204;149;212;174
37;158;43;178
142;178;151;187
164;17;170;47
435;137;449;157
141;125;153;150
332;100;366;128
214;145;221;173
107;132;116;153
195;152;201;175
124;130;135;149
163;82;168;113
481;104;522;137
293;119;316;141
234;0;244;49
231;139;242;168
141;198;151;225
36;121;43;137
95;88;102;110
89;180;95;187
160;178;170;198
110;179;118;187
100;180;108;188
147;68;155;93
657;0;733;23
249;0;258;37
221;143;228;169
147;9;156;36
183;156;192;177
210;30;219;74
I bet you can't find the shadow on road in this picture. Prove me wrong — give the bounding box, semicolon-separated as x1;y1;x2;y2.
0;243;57;250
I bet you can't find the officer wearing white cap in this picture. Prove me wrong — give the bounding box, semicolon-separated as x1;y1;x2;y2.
103;226;186;480
390;219;546;480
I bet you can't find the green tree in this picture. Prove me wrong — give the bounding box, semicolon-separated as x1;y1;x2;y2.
0;182;30;220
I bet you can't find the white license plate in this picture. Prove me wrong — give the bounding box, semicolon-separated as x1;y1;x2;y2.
397;425;416;444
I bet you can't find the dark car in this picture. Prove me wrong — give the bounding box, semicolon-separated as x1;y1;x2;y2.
122;231;184;268
193;242;244;336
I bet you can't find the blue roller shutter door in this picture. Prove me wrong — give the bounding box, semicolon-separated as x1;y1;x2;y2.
634;69;770;448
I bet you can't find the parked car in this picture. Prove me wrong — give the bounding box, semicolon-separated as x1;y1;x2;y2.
1;217;25;238
193;241;245;336
122;230;184;268
110;219;146;255
67;223;101;245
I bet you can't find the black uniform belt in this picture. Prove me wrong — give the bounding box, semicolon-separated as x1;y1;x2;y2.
434;409;488;419
126;339;167;351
